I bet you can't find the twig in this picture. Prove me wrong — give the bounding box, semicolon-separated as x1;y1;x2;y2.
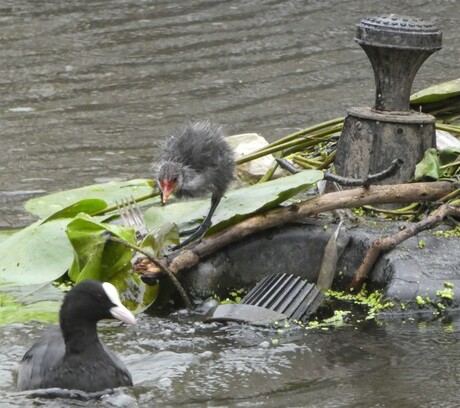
324;158;404;187
277;158;404;188
349;203;460;290
276;158;300;174
106;235;194;310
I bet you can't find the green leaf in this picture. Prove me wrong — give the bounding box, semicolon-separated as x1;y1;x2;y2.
0;219;74;285
66;215;136;282
109;266;159;314
0;297;59;325
0;229;20;245
66;214;158;312
0;283;63;326
25;179;156;219
43;199;108;223
144;170;324;234
439;146;460;165
140;222;180;257
411;78;460;104
414;148;442;181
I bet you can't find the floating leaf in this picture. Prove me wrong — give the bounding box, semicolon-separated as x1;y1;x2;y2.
0;281;65;325
411;78;460;104
0;296;59;326
0;229;19;245
414;148;442;181
0;219;74;285
43;199;108;223
144;170;324;234
25;179;156;219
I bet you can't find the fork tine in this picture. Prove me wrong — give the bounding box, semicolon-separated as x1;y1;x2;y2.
116;196;148;240
129;195;144;226
132;198;149;238
116;200;130;226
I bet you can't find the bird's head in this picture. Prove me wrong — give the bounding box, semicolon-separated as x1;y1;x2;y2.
157;161;181;204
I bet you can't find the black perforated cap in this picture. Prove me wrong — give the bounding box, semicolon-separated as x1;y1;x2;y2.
356;15;442;50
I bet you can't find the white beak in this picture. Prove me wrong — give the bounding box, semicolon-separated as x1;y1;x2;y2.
102;282;137;325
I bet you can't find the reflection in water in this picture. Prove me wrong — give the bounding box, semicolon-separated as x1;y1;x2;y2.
0;0;459;406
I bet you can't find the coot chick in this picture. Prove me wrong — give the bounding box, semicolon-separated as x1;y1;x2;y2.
17;280;136;392
154;121;235;248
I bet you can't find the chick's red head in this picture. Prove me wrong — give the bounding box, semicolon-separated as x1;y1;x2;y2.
158;162;180;204
159;178;178;203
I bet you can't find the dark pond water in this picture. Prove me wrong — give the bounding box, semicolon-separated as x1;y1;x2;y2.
1;0;459;406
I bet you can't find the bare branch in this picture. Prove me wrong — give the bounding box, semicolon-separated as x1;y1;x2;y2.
324;158;404;187
349;203;460;290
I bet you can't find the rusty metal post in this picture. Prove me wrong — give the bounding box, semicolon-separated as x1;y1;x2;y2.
334;15;442;184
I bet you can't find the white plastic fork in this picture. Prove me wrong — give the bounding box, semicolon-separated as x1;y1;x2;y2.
116;196;149;240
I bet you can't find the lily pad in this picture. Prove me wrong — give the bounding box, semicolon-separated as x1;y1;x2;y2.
25;179;156;219
43;199;108;223
411;78;460;104
439;146;460;164
0;282;64;325
0;219;74;285
0;296;59;325
0;229;19;245
140;222;180;257
144;170;324;234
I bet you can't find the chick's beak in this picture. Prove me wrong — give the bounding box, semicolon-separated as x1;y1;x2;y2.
159;179;177;204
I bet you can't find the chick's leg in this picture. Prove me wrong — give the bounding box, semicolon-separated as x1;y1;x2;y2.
174;194;221;249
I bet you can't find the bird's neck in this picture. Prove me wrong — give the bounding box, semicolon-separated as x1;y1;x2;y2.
61;318;100;354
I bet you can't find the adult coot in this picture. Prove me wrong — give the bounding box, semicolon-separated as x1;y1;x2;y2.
17;280;136;392
154;121;235;248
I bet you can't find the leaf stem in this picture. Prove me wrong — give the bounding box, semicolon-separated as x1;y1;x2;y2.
107;235;193;310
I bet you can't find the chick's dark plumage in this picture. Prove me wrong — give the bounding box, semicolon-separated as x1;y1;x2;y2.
156;121;234;200
154;121;235;247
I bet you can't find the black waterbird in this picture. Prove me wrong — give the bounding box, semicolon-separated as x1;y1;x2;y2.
17;280;136;392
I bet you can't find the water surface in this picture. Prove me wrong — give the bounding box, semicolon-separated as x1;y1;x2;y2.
0;0;459;406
